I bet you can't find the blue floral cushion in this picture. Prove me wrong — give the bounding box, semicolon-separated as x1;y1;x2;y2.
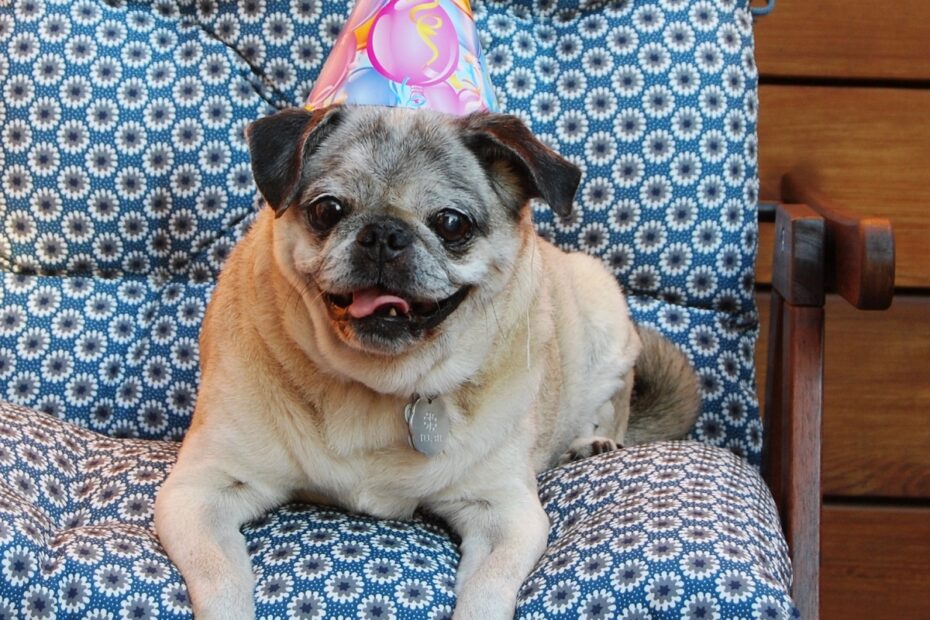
1;0;762;463
0;0;268;439
0;1;789;615
184;0;763;460
0;402;796;618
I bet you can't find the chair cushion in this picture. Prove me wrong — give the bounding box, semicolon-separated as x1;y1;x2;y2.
181;0;765;465
0;0;764;465
0;219;250;441
0;402;797;618
0;0;267;439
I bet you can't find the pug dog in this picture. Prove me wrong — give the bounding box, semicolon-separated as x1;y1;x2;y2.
154;106;701;620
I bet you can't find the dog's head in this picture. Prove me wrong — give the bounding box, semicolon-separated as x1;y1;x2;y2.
246;106;580;356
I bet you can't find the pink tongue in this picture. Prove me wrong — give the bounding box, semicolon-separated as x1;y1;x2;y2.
348;288;411;319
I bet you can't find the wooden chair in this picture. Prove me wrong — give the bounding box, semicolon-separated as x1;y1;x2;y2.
760;172;895;619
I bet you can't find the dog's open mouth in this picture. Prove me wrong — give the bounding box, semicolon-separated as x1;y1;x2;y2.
324;286;470;334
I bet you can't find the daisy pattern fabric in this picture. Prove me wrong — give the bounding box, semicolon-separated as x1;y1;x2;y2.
0;0;274;440
198;0;765;465
0;0;797;617
0;0;764;465
0;402;796;618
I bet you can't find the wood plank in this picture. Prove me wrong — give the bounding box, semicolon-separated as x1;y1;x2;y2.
757;222;775;285
770;204;825;306
823;505;930;620
756;293;930;498
754;0;930;81
760;293;823;619
781;303;823;619
758;85;930;288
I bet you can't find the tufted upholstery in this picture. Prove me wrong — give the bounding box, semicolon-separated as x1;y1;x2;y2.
0;402;795;618
0;0;763;462
0;0;272;440
0;0;795;617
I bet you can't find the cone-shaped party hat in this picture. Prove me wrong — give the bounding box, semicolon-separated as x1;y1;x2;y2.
306;0;499;115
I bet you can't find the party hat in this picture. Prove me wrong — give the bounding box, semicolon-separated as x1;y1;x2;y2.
306;0;499;115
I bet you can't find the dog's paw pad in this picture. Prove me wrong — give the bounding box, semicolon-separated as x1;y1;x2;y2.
558;436;622;464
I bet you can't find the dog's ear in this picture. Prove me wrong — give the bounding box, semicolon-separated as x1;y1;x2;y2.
245;107;343;216
458;113;581;219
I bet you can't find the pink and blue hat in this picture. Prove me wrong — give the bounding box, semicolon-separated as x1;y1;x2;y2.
305;0;499;115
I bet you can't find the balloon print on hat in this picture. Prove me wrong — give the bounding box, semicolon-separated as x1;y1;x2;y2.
368;0;460;87
305;0;499;115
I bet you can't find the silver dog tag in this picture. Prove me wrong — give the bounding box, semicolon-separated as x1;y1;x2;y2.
404;395;449;456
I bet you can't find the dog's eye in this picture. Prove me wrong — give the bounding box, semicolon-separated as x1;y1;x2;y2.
307;197;347;233
432;209;473;245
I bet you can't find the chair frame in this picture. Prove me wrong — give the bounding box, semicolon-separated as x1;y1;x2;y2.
759;173;895;620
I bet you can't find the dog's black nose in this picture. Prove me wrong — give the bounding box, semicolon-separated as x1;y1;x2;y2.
356;218;413;262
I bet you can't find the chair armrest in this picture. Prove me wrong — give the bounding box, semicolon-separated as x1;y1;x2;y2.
762;200;827;620
769;202;826;306
760;181;896;620
763;284;823;620
781;173;895;310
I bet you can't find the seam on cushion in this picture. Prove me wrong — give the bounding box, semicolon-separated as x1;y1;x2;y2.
494;0;754;24
479;0;615;21
49;523;162;548
0;485;59;544
0;209;255;282
0;4;271;281
629;292;761;323
190;20;292;110
178;209;257;276
108;1;289;110
165;3;292;110
629;294;760;346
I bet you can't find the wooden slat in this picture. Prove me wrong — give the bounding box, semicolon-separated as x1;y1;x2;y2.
756;292;930;498
823;505;930;620
780;303;822;618
754;0;930;81
756;222;775;285
761;292;823;619
758;85;930;288
770;204;824;306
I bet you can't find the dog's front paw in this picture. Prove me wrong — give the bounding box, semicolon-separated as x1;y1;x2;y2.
558;436;621;464
187;584;255;620
453;582;517;620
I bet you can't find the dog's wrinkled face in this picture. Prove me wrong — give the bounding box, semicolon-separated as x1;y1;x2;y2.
246;106;580;355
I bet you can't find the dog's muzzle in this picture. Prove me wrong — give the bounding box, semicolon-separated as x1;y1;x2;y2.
324;285;471;338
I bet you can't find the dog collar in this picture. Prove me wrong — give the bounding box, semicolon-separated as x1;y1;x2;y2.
404;394;449;456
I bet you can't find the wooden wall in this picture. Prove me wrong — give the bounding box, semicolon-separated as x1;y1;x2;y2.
753;2;930;617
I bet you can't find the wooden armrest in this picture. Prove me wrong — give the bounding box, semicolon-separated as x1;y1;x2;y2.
761;177;895;620
781;174;895;310
763;200;828;619
770;203;825;307
763;207;825;616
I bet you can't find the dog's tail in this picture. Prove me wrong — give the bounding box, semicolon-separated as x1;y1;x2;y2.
625;325;702;445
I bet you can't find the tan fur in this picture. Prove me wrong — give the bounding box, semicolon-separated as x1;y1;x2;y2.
155;108;698;620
